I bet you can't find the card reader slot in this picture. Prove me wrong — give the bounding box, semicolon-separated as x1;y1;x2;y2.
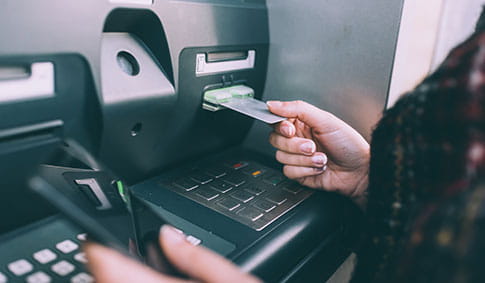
202;85;285;124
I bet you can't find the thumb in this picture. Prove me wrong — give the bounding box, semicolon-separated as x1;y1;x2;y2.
84;243;183;283
159;225;261;283
267;100;342;133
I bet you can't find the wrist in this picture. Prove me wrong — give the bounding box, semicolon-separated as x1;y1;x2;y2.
350;159;369;209
354;173;369;197
351;176;368;210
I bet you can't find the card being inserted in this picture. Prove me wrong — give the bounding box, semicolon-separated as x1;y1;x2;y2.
202;85;286;124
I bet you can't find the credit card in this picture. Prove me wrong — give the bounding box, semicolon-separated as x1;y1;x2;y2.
221;97;286;124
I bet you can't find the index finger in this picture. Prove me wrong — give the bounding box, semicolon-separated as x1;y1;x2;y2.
267;100;341;133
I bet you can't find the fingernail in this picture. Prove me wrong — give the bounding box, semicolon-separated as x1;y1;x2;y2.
300;142;315;154
281;125;291;136
160;225;185;245
267;101;282;108
312;155;325;166
314;165;327;172
286;123;295;136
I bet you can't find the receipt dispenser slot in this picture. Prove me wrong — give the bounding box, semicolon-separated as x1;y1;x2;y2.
196;50;256;76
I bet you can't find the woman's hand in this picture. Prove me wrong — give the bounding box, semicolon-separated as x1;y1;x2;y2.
85;225;261;283
267;100;370;202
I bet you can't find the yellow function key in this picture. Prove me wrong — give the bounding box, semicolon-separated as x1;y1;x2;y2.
251;170;262;177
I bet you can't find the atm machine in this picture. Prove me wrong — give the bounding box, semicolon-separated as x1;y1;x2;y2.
0;0;404;282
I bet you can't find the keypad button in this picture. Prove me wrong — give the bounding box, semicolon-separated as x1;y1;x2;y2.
195;187;220;201
250;170;263;177
74;252;88;264
226;161;248;170
0;272;7;283
33;249;57;264
51;261;75;276
173;178;199;191
242;166;266;178
26;271;51;283
8;259;33;276
266;191;288;205
243;184;265;195
263;174;285;186
237;207;263;222
70;272;94;283
172;227;184;235
56;240;79;254
209;180;233;193
282;183;303;194
186;235;202;246
205;166;227;178
190;171;213;184
217;198;241;211
252;200;276;212
241;165;255;174
76;233;87;241
224;172;246;187
231;190;254;203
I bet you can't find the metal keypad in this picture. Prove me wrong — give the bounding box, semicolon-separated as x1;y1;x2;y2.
164;160;313;231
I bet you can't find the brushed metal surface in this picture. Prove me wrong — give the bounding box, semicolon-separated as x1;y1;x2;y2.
244;0;404;155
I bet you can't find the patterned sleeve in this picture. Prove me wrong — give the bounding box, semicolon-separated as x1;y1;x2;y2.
392;179;485;283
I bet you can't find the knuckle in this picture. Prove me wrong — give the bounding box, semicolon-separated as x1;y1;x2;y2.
275;151;284;163
299;155;310;166
276;121;286;130
282;165;292;178
283;166;297;179
295;100;307;108
268;133;277;146
288;137;301;151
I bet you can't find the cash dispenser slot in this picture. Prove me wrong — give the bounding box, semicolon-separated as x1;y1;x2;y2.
0;62;54;103
0;54;101;234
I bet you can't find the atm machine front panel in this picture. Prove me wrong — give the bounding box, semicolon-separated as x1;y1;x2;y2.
0;0;400;282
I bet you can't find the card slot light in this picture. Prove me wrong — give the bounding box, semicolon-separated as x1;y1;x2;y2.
202;85;285;124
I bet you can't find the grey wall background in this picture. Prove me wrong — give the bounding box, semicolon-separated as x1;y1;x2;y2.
244;0;404;154
387;0;484;108
432;0;485;69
